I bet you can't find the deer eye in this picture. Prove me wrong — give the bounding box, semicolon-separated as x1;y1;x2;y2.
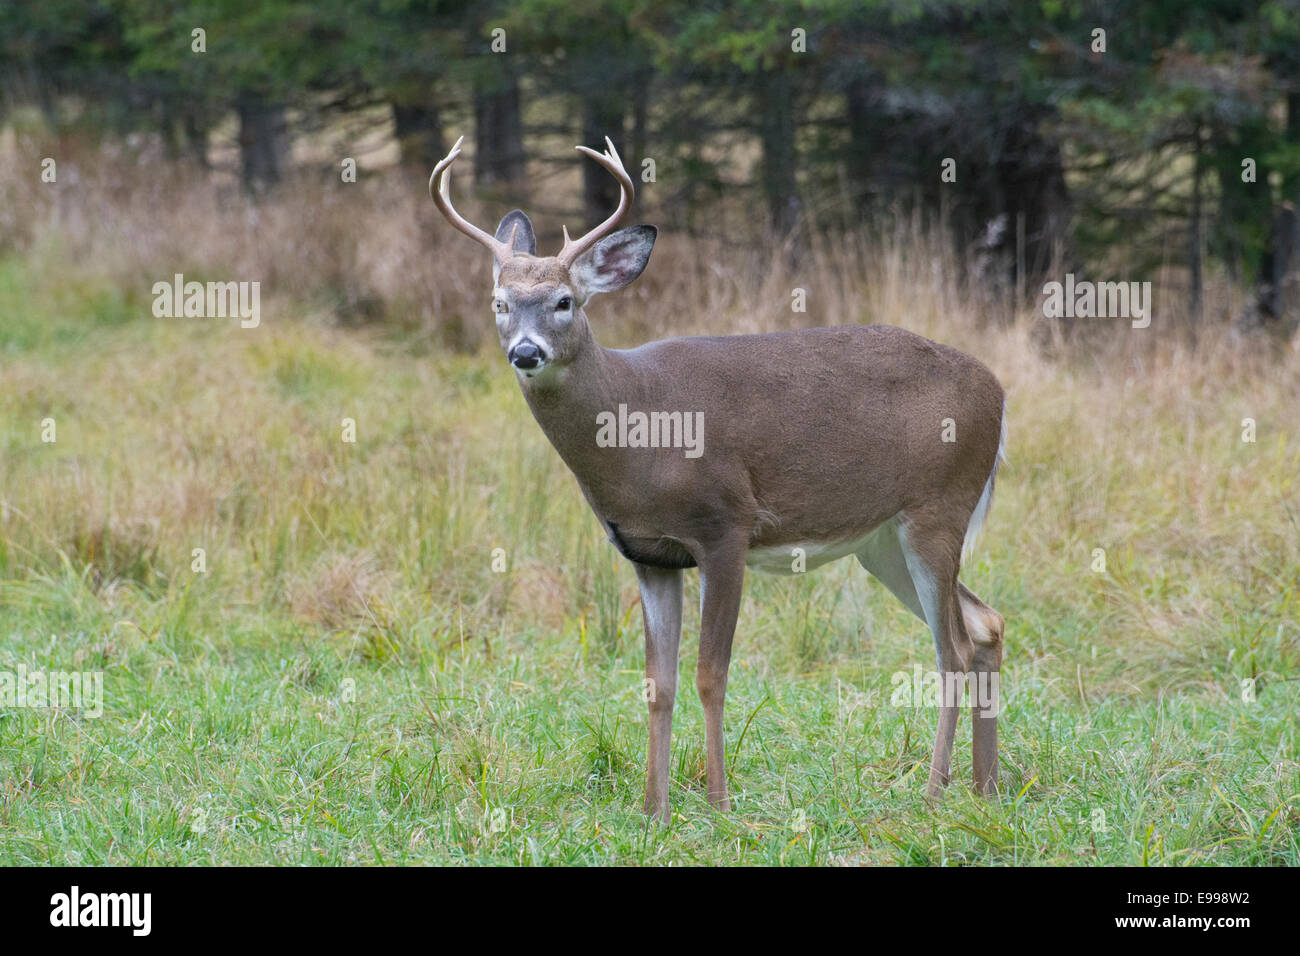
493;298;509;314
556;296;572;311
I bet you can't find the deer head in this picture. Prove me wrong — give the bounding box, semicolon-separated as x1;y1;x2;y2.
429;136;657;379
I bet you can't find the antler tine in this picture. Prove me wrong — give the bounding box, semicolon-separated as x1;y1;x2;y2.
556;136;635;266
428;135;515;263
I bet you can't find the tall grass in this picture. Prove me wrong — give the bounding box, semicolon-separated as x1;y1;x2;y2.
0;139;1297;864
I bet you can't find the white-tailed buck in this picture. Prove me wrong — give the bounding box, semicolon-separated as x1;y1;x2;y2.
430;136;1008;820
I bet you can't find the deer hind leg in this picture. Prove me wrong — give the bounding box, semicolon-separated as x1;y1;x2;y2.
959;582;1003;795
854;517;926;621
857;516;974;797
695;541;747;813
895;517;974;799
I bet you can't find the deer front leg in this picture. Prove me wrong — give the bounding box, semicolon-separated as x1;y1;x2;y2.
696;542;747;812
635;563;683;822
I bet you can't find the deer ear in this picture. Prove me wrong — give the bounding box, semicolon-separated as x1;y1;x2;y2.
570;225;657;301
494;210;536;255
493;211;535;282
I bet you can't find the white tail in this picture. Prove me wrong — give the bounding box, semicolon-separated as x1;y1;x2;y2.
963;404;1008;558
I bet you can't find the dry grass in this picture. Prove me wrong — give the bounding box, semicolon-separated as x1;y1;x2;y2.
289;549;393;631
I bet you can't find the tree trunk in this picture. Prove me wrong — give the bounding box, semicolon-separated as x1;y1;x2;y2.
582;93;625;228
843;71;885;216
472;74;526;198
630;78;649;185
163;94;210;168
236;91;289;195
1241;92;1300;337
393;99;446;170
756;68;800;235
965;106;1073;300
1189;122;1204;324
183;108;210;169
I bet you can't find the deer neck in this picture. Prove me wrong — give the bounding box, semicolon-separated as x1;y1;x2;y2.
515;318;638;489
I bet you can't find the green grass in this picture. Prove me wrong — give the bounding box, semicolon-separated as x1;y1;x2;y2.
1;260;1297;865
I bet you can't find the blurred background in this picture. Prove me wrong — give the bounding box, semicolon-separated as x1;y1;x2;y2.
3;0;1300;344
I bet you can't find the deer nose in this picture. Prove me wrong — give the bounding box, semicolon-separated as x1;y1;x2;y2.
509;341;545;369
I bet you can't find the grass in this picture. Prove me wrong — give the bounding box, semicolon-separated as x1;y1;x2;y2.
1;149;1298;864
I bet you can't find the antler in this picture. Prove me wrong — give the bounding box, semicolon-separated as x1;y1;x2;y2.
556;137;635;266
428;135;517;263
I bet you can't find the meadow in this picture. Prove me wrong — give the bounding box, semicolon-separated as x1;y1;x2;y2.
0;146;1297;865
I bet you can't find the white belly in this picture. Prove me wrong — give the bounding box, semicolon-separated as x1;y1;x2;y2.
745;528;885;575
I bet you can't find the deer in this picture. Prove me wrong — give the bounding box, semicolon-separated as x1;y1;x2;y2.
428;135;1008;822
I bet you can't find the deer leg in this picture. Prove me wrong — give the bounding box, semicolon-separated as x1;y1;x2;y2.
959;582;1004;796
855;517;925;619
899;520;974;799
635;563;683;822
695;542;746;812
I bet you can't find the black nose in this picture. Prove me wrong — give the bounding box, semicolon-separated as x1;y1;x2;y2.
509;341;545;369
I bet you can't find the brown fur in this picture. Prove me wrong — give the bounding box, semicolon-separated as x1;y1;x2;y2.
431;138;1007;820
